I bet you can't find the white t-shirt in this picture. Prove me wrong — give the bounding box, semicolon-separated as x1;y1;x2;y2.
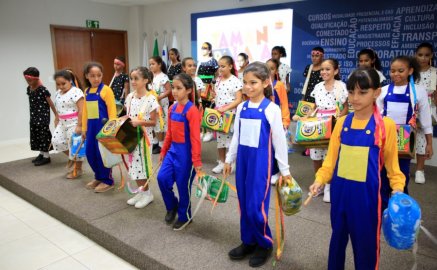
215;75;242;108
55;87;84;115
310;80;348;111
125;92;160;140
377;84;432;134
225;100;290;176
278;63;291;84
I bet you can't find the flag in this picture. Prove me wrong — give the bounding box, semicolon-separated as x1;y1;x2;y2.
153;37;159;57
142;34;149;66
171;31;178;50
162;33;168;66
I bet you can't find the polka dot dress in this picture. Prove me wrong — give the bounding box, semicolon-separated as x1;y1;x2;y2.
125;92;159;180
51;87;84;159
278;62;291;85
152;72;170;132
110;73;129;102
167;63;182;81
197;58;218;84
27;85;52;152
303;64;323;103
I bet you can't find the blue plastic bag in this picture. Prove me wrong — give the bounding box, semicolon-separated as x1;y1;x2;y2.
70;133;86;159
382;193;421;250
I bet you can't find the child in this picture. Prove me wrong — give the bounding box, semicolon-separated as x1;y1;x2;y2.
223;62;291;268
307;58;349;202
237;52;249;83
51;70;85;178
414;42;437;184
109;56;129;103
211;56;243;174
182;57;205;104
302;47;324;103
157;73;202;230
377;56;433;208
149;56;171;154
197;42;219;142
23;67;57;166
167;48;182;81
81;62;117;193
309;68;405;270
357;49;386;84
125;67;159;208
266;58;291;128
271;46;291;92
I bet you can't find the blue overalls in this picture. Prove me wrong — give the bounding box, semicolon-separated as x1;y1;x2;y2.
329;113;382;270
236;98;278;249
85;83;113;185
381;83;411;210
157;101;196;222
272;80;280;106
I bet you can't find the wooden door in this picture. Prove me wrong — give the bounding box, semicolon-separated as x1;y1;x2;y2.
50;25;128;88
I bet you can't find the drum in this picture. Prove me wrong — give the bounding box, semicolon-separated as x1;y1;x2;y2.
294;116;334;148
277;177;302;216
96;116;138;154
295;101;316;117
201;108;235;134
195;175;229;203
69;133;86;159
396;124;416;159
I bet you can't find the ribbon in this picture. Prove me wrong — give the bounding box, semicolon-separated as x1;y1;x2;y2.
274;176;286;262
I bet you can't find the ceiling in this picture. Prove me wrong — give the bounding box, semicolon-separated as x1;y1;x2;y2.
89;0;190;6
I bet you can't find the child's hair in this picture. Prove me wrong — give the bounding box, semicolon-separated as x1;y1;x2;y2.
243;61;273;98
415;42;434;66
267;58;280;80
238;53;249;63
150;56;167;74
220;55;237;76
115;55;126;65
322;58;341;80
83;62;103;88
130;66;153;91
181;57;195;69
358;49;382;71
23;67;39;77
169;48;181;62
172;73;200;108
312;46;324;54
346;67;381;93
64;68;83;90
202;42;213;57
272;46;287;57
54;69;73;82
391;56;421;82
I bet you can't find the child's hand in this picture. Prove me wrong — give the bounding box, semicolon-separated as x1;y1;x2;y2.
309;182;324;197
282;175;292;185
130;119;141;127
391;189;403;195
425;144;433;159
81;132;86;140
292;115;300;121
217;107;227;113
159;154;164;162
195;167;204;177
223;163;231;179
75;125;81;135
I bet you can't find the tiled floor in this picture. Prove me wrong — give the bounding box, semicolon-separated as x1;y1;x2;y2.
0;141;138;270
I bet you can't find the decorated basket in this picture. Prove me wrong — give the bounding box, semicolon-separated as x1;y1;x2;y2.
195;175;229;203
201;108;235;134
294;116;334;148
396;124;416;159
96;116;138;154
295;101;316;117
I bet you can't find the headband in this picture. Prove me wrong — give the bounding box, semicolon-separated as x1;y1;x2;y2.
311;50;324;56
114;59;125;67
24;75;39;80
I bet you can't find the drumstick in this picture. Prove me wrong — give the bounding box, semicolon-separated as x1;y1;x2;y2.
304;192;314;206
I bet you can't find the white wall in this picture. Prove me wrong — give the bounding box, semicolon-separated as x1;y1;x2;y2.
0;0;135;143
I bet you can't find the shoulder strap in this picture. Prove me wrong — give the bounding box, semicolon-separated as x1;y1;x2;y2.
301;64;313;95
125;92;134;116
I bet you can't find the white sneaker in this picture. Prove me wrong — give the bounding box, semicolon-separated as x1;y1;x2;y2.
200;132;204;139
323;184;331;203
135;192;154;208
203;132;214;142
415;170;425;184
231;162;236;174
270;173;279;185
127;193;143;206
212;161;224;174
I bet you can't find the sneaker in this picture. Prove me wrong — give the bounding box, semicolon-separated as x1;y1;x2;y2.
203;132;214;142
249;246;272;267
135;192;154;208
165;207;178;224
152;145;161;155
323;184;331;203
86;180;100;190
415;170;425;184
200;132;204;139
94;183;114;193
127;193;144;206
270;174;279;185
212;161;224;174
34;157;51;166
173;219;192;231
32;154;43;163
228;243;257;260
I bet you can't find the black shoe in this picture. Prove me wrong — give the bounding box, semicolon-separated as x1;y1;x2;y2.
228;243;257;260
152;145;161;155
248;246;272;268
32;154;43;163
173;219;192;231
165;208;177;224
34;157;51;166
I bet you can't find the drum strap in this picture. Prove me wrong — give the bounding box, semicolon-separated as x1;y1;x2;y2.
302;64;313;96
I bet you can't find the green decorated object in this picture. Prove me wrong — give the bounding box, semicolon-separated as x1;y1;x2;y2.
195;175;229;203
278;177;302;216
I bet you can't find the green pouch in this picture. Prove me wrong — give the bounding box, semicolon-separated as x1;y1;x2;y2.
195;175;229;203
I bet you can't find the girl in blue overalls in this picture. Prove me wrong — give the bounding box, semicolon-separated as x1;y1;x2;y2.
81;62;117;193
223;62;291;268
376;56;433;210
310;68;405;270
157;73;202;230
